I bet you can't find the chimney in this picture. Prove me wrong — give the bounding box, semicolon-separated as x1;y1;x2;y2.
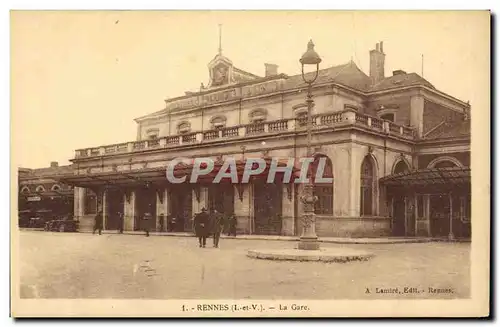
264;63;278;77
392;70;406;76
370;41;386;84
50;161;58;168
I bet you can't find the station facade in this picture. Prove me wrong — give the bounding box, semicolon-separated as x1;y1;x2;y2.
59;41;471;238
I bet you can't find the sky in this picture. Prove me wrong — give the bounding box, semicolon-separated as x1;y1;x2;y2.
11;10;489;168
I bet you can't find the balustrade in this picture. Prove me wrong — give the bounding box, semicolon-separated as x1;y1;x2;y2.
222;126;239;137
371;117;383;130
246;123;265;135
181;133;197;144
76;110;415;158
203;130;220;140
268;120;288;132
320;112;343;125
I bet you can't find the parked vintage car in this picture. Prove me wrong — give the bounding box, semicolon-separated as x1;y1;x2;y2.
44;216;79;233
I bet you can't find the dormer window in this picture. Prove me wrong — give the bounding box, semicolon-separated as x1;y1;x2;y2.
210;115;227;129
146;128;159;139
249;108;267;123
177;121;191;134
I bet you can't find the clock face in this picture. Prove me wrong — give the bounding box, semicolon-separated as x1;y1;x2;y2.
212;63;229;86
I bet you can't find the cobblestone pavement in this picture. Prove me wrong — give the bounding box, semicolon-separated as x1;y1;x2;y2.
19;231;470;299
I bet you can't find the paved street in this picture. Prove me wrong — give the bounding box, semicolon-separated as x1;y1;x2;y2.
19;231;470;299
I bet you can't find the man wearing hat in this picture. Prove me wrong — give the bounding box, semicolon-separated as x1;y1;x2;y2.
193;207;209;248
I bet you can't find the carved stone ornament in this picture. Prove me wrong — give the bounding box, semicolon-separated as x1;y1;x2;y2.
125;191;131;204
368;146;374;154
111;164;118;172
301;213;315;229
86;167;92;174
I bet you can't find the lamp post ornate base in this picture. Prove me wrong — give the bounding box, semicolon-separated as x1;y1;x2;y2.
298;183;320;251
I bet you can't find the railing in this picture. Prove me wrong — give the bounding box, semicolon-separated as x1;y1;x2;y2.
246;123;265;135
222;126;239;137
166;135;180;145
389;122;400;134
148;139;160;148
320;112;343;125
268;120;288;132
75;109;415;158
355;113;368;126
181;133;197;144
402;126;414;137
203;130;219;140
371;117;383;130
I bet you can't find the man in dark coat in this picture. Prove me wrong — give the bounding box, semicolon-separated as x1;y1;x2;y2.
211;209;225;248
228;213;237;237
143;212;152;237
117;211;124;234
194;208;209;248
93;210;103;235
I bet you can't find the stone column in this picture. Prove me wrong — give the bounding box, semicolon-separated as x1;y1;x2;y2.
234;184;252;234
281;184;295;236
410;95;424;138
156;188;169;231
123;191;136;231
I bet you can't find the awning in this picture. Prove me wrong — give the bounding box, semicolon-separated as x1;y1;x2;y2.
379;167;471;187
58;158;305;188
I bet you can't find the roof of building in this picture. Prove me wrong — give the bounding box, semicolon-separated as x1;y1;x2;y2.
283;61;373;91
19;165;74;179
369;72;435;92
424;119;471;140
380;166;470;187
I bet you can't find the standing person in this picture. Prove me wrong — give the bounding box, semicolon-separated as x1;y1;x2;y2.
194;208;209;248
93;210;103;235
228;213;237;237
118;211;124;234
143;212;152;237
212;209;225;248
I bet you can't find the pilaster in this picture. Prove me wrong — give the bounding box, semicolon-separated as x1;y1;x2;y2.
123;191;136;231
234;184;252;234
281;184;295;236
410;95;424;137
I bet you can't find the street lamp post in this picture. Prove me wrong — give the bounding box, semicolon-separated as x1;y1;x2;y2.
298;40;321;251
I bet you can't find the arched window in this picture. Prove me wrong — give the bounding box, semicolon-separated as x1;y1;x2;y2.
434;161;457;168
393;160;410;174
427;156;463;169
35;185;46;193
249;108;267;123
177;121;191;134
20;186;30;194
146;128;159;139
210;115;227;129
311;155;334;215
51;184;61;191
360;156;376;216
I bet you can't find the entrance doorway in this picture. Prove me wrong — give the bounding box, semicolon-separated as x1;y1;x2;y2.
169;185;193;232
135;187;157;231
208;184;234;215
253;181;283;235
105;189;124;230
392;194;406;236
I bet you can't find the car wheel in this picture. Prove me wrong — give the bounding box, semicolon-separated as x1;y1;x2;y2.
58;224;65;233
